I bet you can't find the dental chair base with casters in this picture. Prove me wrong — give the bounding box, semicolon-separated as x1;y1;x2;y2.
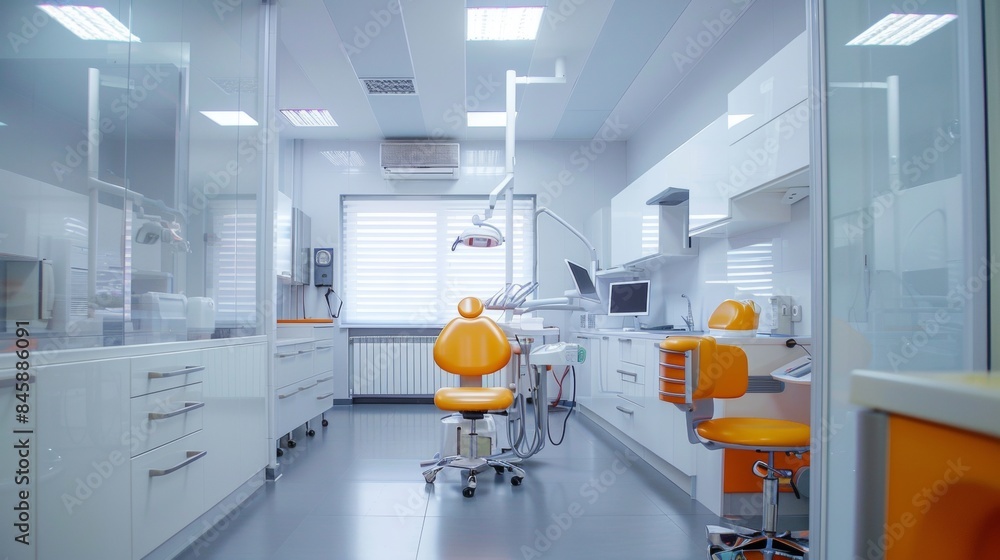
420;298;526;497
659;336;810;559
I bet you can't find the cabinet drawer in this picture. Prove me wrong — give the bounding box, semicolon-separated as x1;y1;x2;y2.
616;364;644;386
129;383;204;457
313;343;335;374
616;337;645;366
132;350;204;397
132;430;207;559
312;374;335;415
275;372;326;436
274;343;313;388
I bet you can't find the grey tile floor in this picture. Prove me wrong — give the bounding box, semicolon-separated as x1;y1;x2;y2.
175;404;803;560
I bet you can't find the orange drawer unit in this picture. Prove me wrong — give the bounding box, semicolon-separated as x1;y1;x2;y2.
880;415;1000;559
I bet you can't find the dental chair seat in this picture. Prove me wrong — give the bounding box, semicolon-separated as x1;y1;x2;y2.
696;418;811;448
434;387;514;412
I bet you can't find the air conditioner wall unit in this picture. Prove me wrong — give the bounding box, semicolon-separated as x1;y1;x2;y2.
380;142;460;180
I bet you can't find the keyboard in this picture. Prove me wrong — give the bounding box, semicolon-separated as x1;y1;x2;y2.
640;325;675;331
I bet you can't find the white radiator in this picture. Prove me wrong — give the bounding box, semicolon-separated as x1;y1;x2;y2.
349;335;506;396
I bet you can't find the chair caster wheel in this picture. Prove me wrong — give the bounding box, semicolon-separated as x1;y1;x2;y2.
307;429;316;437
276;448;284;457
511;476;523;486
321;419;329;427
287;440;296;448
462;487;475;498
494;466;505;475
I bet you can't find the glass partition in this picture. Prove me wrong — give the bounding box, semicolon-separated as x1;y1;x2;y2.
818;0;987;556
0;1;265;349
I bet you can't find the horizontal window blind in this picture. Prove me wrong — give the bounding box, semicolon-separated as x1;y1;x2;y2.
342;197;534;325
209;205;258;327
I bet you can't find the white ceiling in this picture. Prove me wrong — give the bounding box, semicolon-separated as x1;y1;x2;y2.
275;0;757;142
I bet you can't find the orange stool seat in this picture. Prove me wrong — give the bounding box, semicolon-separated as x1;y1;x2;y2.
696;417;810;448
435;387;514;412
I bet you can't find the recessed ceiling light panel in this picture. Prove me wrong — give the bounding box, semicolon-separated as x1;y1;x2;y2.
361;78;417;95
200;111;258;126
467;7;544;41
467;112;510;127
38;4;140;42
847;13;957;46
280;109;338;127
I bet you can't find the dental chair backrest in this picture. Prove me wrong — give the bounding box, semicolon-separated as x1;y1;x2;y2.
707;299;760;337
434;297;511;377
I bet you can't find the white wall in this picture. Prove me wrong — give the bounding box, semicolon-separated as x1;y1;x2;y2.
295;138;626;398
651;200;811;336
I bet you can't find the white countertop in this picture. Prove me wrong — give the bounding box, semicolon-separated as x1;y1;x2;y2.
498;322;560;338
579;329;811;345
850;370;1000;439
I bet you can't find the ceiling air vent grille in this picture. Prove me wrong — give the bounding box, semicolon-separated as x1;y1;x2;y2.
361;78;417;95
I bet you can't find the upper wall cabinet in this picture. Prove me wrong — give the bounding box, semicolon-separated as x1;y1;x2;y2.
727;32;809;145
717;32;810;204
610;155;697;268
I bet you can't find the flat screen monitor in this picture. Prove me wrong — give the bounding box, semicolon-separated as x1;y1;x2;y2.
607;281;650;316
565;260;600;302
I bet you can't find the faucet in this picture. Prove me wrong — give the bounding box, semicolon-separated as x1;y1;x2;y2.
680;294;694;331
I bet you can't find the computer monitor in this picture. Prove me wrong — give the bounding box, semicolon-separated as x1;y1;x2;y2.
607;281;650;316
565;260;600;302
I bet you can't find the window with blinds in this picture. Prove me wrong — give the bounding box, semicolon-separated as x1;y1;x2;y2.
208;205;258;328
342;196;535;325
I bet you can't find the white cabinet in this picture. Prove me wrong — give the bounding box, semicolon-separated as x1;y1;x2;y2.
26;341;267;560
201;344;268;508
684;114;730;233
578;333;695;477
1;367;34;560
36;358;132;560
610;158;697;268
131;431;208;559
684;32;808;238
727;32;809;145
274;324;337;448
610;181;650;266
725;99;810;198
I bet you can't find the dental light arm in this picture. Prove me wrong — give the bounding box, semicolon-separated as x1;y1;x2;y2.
481;174;514;222
536;207;599;275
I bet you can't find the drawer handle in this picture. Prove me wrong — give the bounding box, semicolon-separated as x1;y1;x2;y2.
148;366;205;379
316;376;334;383
278;388;302;399
1;373;35;388
617;369;638;380
149;451;207;477
316;392;335;399
298;381;319;391
658;390;684;399
149;401;205;420
315;345;335;350
615;405;635;415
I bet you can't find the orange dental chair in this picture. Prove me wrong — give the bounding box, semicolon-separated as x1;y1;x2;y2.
420;297;525;497
659;335;810;559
